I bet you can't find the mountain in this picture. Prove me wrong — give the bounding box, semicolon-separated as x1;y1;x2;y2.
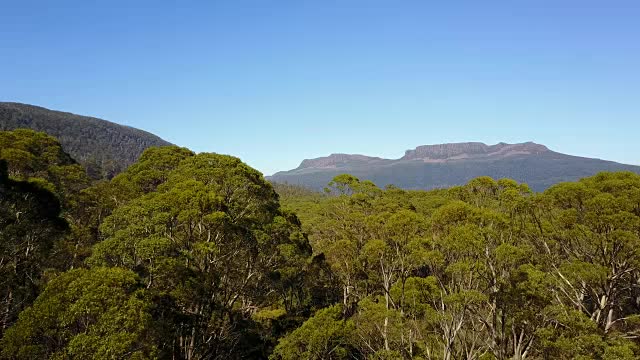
0;102;172;178
269;142;640;192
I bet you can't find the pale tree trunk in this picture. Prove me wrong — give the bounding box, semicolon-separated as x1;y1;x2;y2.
381;258;392;352
383;276;390;352
1;288;13;332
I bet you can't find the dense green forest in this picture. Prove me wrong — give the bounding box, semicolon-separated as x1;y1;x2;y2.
0;103;172;179
2;129;640;359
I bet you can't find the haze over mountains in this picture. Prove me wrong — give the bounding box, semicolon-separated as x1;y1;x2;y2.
270;141;640;191
0;102;172;179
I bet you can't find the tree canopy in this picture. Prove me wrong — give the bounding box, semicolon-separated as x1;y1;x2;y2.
2;129;640;359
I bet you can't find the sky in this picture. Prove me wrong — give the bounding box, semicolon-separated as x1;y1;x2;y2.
1;0;639;175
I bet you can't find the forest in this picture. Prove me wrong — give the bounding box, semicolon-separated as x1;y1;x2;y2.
0;103;172;179
2;129;640;359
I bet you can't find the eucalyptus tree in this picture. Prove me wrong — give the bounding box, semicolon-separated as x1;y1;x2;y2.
0;161;68;336
0;268;157;359
89;153;314;359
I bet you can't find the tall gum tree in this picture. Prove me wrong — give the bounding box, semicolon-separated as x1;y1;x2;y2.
0;160;68;336
89;153;314;359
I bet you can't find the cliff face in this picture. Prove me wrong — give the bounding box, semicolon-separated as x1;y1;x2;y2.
294;142;551;169
401;142;550;161
269;141;640;192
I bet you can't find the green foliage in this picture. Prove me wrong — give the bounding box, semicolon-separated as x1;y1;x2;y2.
0;160;68;336
4;125;640;359
109;146;195;198
0;129;96;271
270;305;358;360
88;152;316;358
275;172;640;359
0;102;171;179
0;129;90;206
0;129;74;177
0;268;157;359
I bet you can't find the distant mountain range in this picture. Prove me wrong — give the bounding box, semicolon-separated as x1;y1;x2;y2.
3;102;638;190
269;142;640;191
0;102;172;178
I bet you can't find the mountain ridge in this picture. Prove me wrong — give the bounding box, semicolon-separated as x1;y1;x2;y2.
297;153;387;169
401;141;550;161
295;142;554;169
0;102;172;178
270;141;640;192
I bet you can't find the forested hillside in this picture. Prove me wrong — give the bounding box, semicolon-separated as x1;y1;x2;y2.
0;102;172;179
2;130;640;359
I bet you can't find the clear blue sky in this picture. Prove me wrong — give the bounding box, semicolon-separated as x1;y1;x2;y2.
1;1;639;175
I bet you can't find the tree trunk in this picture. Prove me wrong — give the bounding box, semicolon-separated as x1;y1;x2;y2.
1;288;13;332
384;290;390;351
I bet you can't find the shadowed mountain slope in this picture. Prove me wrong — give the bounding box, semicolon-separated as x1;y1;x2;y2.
0;102;172;178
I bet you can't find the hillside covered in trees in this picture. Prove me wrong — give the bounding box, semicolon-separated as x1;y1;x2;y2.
2;129;640;359
0;102;172;179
